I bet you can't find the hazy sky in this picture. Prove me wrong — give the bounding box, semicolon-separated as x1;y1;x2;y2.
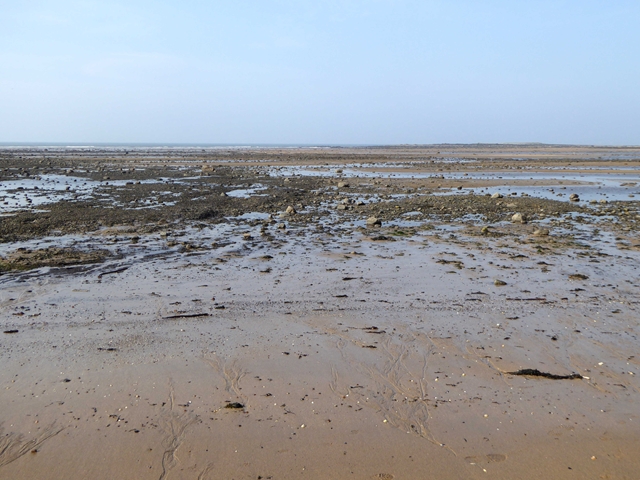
1;1;639;144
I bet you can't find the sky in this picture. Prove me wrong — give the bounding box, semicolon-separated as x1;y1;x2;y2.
1;0;639;145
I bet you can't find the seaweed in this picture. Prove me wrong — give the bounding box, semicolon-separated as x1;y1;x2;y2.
508;369;582;380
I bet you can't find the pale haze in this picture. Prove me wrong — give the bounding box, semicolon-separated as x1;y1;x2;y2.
2;0;639;145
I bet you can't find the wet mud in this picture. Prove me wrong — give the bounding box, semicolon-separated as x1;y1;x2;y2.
1;144;639;479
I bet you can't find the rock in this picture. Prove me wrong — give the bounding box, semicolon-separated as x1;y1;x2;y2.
277;223;286;229
337;182;349;188
494;279;507;286
371;235;394;241
569;273;589;280
336;204;347;210
286;206;296;214
366;217;382;226
0;247;108;271
491;193;503;199
481;226;490;234
336;169;343;173
599;199;607;204
220;192;228;197
533;228;550;236
511;213;527;224
569;193;580;202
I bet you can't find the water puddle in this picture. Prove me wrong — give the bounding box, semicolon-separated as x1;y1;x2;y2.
231;212;272;221
226;185;268;198
0;174;160;214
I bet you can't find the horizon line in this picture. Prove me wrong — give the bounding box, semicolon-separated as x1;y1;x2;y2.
1;142;640;149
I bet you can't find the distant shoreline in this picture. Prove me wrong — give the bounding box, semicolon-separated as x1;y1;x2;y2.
1;142;639;149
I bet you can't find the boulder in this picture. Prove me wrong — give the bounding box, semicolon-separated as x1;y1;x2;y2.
511;213;527;224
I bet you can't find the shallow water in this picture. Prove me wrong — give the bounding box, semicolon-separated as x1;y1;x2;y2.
439;171;640;202
265;165;640;202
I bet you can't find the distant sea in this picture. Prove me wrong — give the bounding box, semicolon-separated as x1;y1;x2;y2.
0;143;371;149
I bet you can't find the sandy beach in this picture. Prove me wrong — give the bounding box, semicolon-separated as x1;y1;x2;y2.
1;144;639;479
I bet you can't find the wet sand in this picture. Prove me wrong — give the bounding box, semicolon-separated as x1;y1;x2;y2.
1;145;639;479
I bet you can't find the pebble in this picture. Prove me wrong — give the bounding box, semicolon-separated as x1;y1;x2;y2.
494;279;507;286
491;193;503;199
366;217;382;226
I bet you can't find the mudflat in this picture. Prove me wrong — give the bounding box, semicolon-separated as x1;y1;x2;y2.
1;144;639;479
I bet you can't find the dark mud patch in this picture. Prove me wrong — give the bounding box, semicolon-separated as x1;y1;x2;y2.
0;247;109;272
1;149;638;242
